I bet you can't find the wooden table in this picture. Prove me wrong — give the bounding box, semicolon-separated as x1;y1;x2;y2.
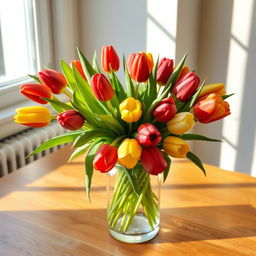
0;146;256;256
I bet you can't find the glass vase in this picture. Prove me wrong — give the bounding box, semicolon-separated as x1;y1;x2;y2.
106;164;162;243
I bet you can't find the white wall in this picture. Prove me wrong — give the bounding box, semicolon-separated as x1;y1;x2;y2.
193;0;256;176
50;0;256;175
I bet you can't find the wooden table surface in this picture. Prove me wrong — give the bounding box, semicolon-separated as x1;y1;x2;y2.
0;146;256;256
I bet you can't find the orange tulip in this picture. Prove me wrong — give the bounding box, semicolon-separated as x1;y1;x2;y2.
71;60;87;80
127;52;153;82
193;93;231;123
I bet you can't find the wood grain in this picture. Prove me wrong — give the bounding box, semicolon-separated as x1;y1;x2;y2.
0;146;256;255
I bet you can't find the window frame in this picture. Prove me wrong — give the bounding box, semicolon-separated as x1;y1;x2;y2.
0;0;55;140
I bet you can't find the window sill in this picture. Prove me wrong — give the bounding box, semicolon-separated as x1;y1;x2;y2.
0;94;67;140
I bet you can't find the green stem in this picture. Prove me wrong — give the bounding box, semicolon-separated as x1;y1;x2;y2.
128;123;133;135
107;101;116;117
134;82;140;98
63;89;72;98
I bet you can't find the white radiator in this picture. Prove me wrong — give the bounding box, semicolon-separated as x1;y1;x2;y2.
0;121;66;177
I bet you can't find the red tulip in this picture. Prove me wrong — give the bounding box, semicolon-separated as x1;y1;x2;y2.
193;93;231;123
156;58;174;85
71;60;87;80
93;144;118;173
172;72;200;102
101;45;120;73
38;69;67;94
127;52;152;82
20;83;52;104
57;110;85;130
140;147;167;175
153;97;177;123
91;73;114;101
136;123;162;147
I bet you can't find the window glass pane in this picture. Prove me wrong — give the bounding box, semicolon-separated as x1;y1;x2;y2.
0;0;37;86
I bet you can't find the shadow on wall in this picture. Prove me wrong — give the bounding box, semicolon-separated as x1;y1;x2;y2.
195;0;256;176
233;0;256;175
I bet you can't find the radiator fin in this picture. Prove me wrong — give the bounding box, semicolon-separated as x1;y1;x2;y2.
0;121;66;177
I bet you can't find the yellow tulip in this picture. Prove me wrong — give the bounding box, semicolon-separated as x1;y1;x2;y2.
119;97;142;123
167;112;195;135
163;136;190;158
118;138;142;169
199;83;226;98
14;106;51;128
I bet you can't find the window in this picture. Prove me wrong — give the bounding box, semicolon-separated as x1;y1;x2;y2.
0;0;38;88
0;0;55;139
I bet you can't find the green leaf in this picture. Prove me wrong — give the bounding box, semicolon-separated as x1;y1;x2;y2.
189;79;206;108
222;93;234;100
85;140;104;201
92;51;101;73
180;134;222;142
123;168;141;196
143;57;159;108
28;74;40;83
186;151;206;176
68;144;90;162
77;47;96;81
72;64;108;114
162;152;171;183
71;91;100;128
123;55;134;97
166;52;187;89
27;130;83;157
110;70;126;101
60;60;77;91
73;129;114;147
98;114;125;135
42;97;73;112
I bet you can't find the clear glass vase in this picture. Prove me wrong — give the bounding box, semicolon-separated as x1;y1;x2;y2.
106;164;162;243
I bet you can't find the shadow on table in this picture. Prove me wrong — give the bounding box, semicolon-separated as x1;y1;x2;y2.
150;204;256;243
8;182;256;193
1;204;256;245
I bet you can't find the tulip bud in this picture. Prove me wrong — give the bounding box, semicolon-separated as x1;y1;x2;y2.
101;45;120;73
90;73;114;101
127;52;153;82
193;93;231;123
156;58;174;85
93;144;118;173
153;97;177;123
163;136;190;158
57;110;85;130
71;60;87;80
136;123;161;147
20;83;52;104
119;97;142;123
38;69;67;94
167;112;195;135
198;83;226;99
140;147;167;175
118;138;142;169
14;106;51;128
172;72;200;102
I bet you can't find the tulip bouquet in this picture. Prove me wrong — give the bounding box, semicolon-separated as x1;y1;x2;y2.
14;45;231;238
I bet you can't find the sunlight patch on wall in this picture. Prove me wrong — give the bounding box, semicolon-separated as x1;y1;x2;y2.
146;0;177;59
